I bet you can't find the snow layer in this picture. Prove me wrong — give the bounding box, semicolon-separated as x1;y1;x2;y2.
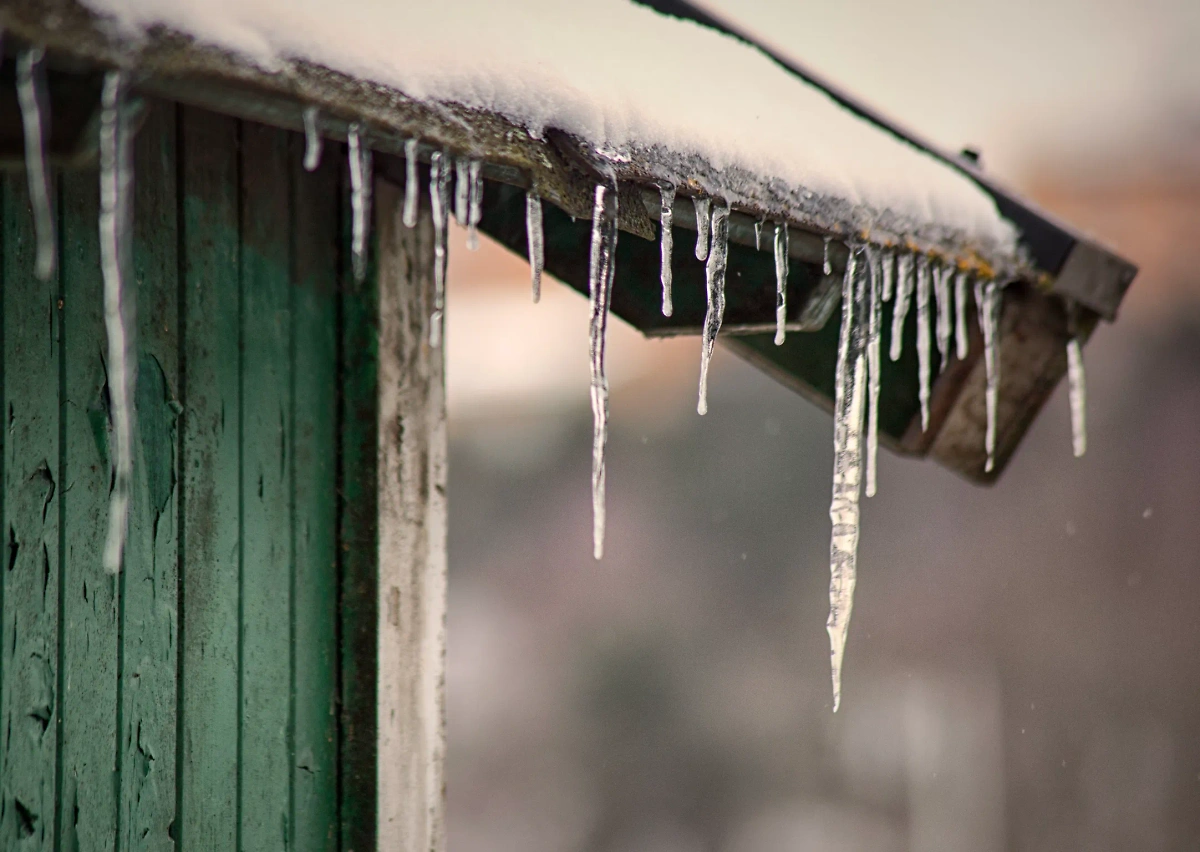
82;0;1018;250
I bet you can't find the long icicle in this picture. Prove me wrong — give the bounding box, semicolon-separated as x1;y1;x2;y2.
934;262;953;372
526;191;544;303
773;222;788;345
454;155;469;225
659;185;675;316
697;201;730;415
348;123;372;283
100;70;136;574
693;196;711;261
302;106;323;172
17;48;55;281
401;139;420;228
1066;305;1087;457
466;159;483;251
975;280;1002;472
890;251;915;361
954;269;969;361
429;150;451;347
881;248;895;303
865;245;883;498
828;244;868;712
916;254;933;430
588;179;619;559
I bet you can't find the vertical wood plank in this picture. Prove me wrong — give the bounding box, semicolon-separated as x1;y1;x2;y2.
239;121;293;851
290;133;340;851
0;172;62;850
375;177;448;852
58;164;119;852
177;106;241;849
117;101;180;851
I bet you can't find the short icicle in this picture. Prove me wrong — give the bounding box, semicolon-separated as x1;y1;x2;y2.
588;179;620;560
933;262;953;373
827;243;869;712
1066;306;1087;458
881;248;895;303
773;222;789;345
302;106;322;172
975;280;1002;472
429;150;451;347
659;185;675;316
823;236;833;276
697;201;730;415
466;159;483;250
889;251;915;362
865;244;883;498
916;254;933;430
402;138;419;228
454;155;470;225
99;70;136;574
754;218;765;251
526;190;544;303
693;196;711;261
347;123;373;283
17;48;55;281
954;269;969;361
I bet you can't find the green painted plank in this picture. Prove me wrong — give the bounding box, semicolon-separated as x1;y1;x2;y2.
58;163;119;852
117;101;180;851
177;105;241;851
289;134;339;850
239;120;294;851
0;173;63;850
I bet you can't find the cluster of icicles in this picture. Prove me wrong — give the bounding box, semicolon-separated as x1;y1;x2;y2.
13;52;1089;708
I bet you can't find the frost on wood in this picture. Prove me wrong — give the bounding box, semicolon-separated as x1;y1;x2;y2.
526;191;544;303
693;196;711;262
773;222;788;346
99;70;136;574
348;122;373;283
302;105;322;171
402;137;419;228
17;47;55;282
429;149;451;347
828;244;868;712
697;201;730;416
659;185;675;317
588;180;619;560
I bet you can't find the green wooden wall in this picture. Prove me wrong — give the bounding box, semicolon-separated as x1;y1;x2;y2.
0;101;382;851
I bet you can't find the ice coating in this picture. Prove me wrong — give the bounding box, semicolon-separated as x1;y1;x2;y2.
827;244;868;712
402;137;419;228
697;201;730;415
466;158;483;250
348;123;372;283
915;254;932;431
659;185;675;316
588;181;619;560
773;222;788;345
975;280;1001;472
526;191;544;303
302;105;322;171
429;149;451;347
1067;337;1087;458
80;0;1019;253
933;261;953;372
693;196;711;262
954;269;969;361
865;244;882;499
99;70;136;574
889;251;915;362
17;48;55;281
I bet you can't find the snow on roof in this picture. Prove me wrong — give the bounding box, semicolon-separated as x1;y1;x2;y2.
80;0;1020;261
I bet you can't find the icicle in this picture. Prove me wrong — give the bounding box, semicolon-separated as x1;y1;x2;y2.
347;123;372;284
773;222;788;346
99;70;136;574
916;254;933;431
302;106;322;172
587;179;619;560
454;155;469;225
975;280;1002;472
526;191;544;303
933;262;953;373
466;159;483;251
754;218;764;251
865;244;883;498
17;48;55;281
659;185;675;316
828;243;869;712
429;150;451;347
889;252;915;362
402;138;419;228
823;236;833;277
697;201;730;415
954;269;969;361
1066;305;1087;458
881;248;895;303
693;196;711;261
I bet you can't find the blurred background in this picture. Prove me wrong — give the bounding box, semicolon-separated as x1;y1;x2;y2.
445;1;1200;849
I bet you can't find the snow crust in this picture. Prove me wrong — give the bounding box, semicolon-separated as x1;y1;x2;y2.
82;0;1018;251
